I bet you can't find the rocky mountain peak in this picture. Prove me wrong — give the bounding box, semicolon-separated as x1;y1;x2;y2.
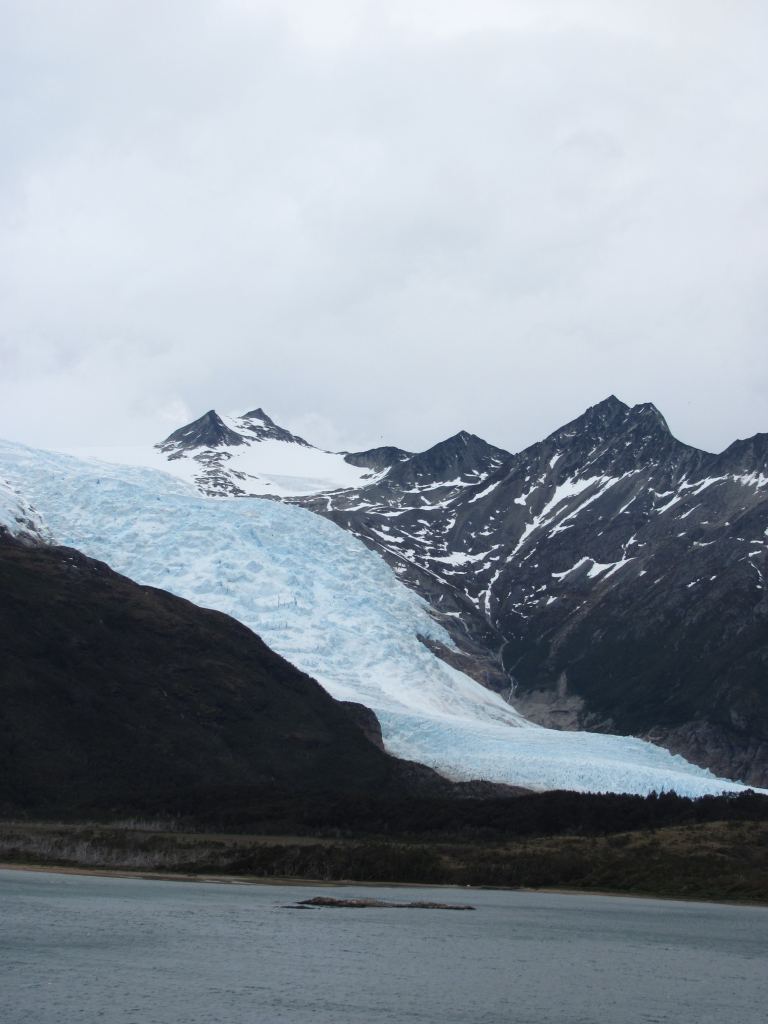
156;407;313;457
549;395;628;441
156;410;245;454
234;409;312;448
714;432;768;475
343;446;413;472
385;430;510;487
592;393;629;414
241;407;272;423
623;401;672;437
537;395;691;477
438;430;483;451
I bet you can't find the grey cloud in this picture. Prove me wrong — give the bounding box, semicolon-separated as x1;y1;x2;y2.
1;1;767;456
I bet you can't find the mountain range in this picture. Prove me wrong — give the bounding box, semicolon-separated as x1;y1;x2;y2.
133;396;768;788
3;436;745;797
2;396;765;796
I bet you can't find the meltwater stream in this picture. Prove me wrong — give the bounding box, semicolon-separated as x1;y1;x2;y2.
1;869;766;1024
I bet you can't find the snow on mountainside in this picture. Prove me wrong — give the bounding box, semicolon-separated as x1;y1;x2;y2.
298;396;768;787
69;408;393;498
0;437;758;797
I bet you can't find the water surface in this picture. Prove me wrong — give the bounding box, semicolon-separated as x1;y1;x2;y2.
1;868;766;1023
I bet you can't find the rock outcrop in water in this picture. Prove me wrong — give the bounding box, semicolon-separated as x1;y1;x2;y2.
294;896;475;910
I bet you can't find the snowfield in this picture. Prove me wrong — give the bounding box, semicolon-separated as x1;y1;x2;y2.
67;412;383;498
67;439;382;498
0;438;760;797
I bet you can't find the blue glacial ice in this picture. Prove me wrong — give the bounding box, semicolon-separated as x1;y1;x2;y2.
0;439;759;797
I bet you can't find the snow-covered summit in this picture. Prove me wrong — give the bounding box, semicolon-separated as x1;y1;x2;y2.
67;407;396;499
158;408;313;455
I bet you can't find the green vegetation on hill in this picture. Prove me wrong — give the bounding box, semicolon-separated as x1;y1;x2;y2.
2;818;767;904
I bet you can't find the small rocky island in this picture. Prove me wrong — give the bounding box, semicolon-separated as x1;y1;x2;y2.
290;896;475;911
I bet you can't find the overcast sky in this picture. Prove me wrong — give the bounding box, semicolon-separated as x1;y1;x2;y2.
1;1;767;457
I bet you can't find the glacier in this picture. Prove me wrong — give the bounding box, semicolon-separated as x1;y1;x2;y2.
0;438;760;798
0;474;48;542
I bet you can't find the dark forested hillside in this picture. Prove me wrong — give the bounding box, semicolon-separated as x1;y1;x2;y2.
0;533;453;818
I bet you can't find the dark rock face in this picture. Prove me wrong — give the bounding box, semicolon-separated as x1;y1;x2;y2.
157;410;246;453
158;408;313;457
296;397;768;787
238;408;312;447
378;431;509;491
340;701;385;749
343;447;413;472
0;535;455;818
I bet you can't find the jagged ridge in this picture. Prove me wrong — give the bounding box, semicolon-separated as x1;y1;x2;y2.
296;397;768;786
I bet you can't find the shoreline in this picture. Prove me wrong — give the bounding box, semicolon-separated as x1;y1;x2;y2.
2;862;765;909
